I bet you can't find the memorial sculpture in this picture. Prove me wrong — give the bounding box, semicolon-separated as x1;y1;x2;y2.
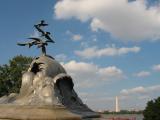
0;20;100;120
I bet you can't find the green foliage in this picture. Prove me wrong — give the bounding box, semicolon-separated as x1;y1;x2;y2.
143;97;160;120
0;55;33;96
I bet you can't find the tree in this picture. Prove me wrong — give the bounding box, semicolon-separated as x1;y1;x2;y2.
143;97;160;120
0;55;33;97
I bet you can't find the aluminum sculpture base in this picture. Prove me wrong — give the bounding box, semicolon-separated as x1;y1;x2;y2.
0;105;81;120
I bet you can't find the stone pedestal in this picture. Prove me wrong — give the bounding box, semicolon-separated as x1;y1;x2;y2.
0;105;81;120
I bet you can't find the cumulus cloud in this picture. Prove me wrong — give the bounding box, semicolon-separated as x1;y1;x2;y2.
72;34;83;41
134;71;151;77
78;84;160;110
62;60;125;88
66;30;83;41
78;92;116;110
119;84;160;110
75;46;140;59
98;66;124;80
121;86;146;95
120;85;160;95
138;95;150;100
54;0;160;42
55;54;67;62
152;64;160;71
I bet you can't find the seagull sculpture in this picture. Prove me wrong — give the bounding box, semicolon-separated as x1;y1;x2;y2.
35;20;48;27
17;38;40;48
17;20;55;56
17;37;52;55
34;25;54;42
42;32;54;42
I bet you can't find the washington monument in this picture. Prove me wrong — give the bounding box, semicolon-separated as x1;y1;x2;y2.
115;96;120;112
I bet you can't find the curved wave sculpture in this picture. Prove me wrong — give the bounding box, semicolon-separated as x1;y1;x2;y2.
0;20;100;120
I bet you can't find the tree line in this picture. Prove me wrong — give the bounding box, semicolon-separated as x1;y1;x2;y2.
0;55;32;96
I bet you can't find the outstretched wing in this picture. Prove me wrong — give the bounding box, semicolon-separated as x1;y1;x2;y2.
44;32;54;42
46;39;55;43
28;37;42;42
17;42;28;46
35;20;48;27
17;42;33;48
39;20;48;26
45;34;53;41
34;25;45;35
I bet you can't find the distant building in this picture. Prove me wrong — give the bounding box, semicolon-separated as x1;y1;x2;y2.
115;96;120;112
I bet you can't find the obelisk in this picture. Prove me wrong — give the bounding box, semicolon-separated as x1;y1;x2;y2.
115;96;120;112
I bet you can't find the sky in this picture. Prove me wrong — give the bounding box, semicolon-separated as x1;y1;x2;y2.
0;0;160;111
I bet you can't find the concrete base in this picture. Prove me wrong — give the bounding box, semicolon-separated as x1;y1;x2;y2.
0;105;81;120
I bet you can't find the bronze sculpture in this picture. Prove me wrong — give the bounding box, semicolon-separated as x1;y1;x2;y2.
0;20;100;120
35;20;48;27
17;20;54;55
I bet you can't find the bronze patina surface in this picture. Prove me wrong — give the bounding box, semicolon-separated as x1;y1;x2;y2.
0;20;100;120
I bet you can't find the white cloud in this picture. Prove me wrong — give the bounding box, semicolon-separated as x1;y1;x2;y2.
98;66;124;80
121;86;146;95
78;84;160;110
118;85;160;110
80;42;89;48
75;46;140;59
78;92;116;110
62;60;125;88
72;34;83;41
152;64;160;71
54;0;160;42
138;95;150;100
66;30;83;41
55;54;67;62
120;85;160;95
148;85;160;91
135;71;151;77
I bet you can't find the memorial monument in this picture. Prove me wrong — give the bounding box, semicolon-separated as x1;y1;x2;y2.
0;20;100;120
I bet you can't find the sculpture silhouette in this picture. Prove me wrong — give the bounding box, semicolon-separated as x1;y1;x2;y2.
17;20;54;55
0;20;100;119
36;20;48;27
34;25;54;42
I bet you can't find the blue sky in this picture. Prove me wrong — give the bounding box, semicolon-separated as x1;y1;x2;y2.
0;0;160;111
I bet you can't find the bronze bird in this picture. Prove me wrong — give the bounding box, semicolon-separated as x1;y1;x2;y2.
34;26;54;43
28;37;41;42
17;20;54;56
36;20;48;27
34;20;54;43
42;32;54;43
27;37;50;55
17;38;40;48
34;25;45;35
